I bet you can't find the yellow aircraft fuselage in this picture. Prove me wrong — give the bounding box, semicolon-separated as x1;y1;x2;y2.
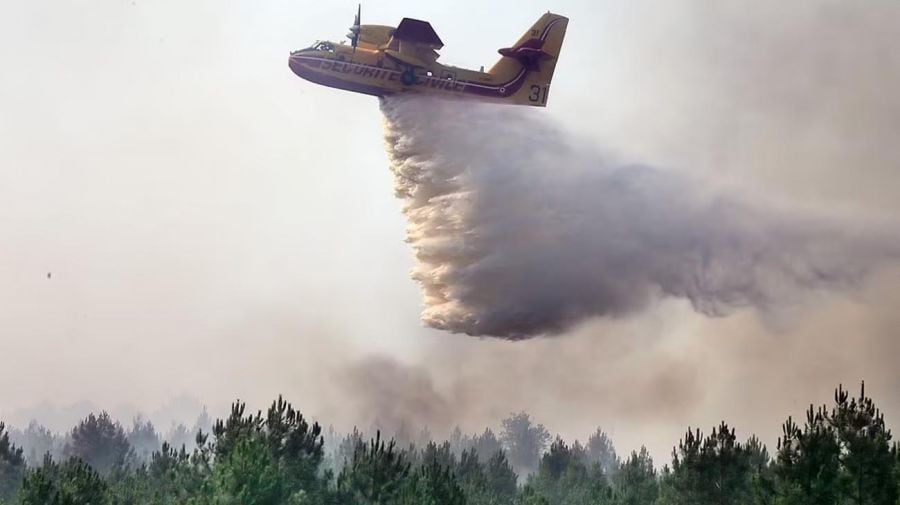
289;13;568;107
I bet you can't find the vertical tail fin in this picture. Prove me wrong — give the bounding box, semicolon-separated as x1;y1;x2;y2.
489;13;568;107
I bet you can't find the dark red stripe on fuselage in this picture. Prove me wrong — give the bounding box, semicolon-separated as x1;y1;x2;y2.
289;52;530;99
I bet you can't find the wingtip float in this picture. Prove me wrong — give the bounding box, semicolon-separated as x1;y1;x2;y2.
288;8;568;107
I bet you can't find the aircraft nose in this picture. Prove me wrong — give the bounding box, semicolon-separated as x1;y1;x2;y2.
288;53;304;77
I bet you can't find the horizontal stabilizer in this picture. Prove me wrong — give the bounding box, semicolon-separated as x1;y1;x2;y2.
498;38;553;72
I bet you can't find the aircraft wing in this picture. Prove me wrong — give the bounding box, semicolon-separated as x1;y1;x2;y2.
393;18;443;49
384;18;444;69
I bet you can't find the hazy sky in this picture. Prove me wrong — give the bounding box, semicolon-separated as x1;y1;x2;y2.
1;0;899;462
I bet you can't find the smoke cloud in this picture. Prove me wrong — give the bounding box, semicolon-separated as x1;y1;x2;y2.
382;97;898;338
335;355;454;433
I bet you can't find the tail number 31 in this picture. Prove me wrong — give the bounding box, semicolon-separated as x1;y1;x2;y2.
528;85;549;104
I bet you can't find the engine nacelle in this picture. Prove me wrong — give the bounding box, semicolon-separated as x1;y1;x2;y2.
355;25;396;48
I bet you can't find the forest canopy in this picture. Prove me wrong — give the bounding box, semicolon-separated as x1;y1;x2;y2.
0;382;897;505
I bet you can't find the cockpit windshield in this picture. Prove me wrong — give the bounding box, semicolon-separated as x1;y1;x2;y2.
310;41;335;52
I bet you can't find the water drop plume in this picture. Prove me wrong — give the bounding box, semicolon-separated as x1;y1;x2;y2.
381;97;898;339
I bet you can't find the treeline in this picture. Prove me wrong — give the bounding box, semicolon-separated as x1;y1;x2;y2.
0;382;897;504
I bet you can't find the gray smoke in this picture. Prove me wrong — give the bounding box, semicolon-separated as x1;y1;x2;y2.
337;355;454;433
381;97;898;339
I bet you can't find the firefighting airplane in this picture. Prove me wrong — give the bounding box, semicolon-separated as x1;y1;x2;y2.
288;7;568;107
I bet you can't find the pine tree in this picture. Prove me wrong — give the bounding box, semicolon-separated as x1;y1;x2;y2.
500;411;550;477
211;401;264;461
455;448;517;505
420;441;456;473
745;435;775;505
127;417;161;464
337;427;365;471
660;422;754;505
63;412;133;475
210;396;326;502
213;437;283;505
260;395;325;495
830;382;897;505
143;441;212;503
193;406;212;436
402;451;466;505
587;428;620;476
526;436;612;505
17;455;56;505
448;426;467;457
164;422;194;453
11;420;57;466
484;450;518;503
456;448;487;498
0;422;26;500
337;431;411;504
613;447;658;505
19;456;110;505
774;384;899;504
472;428;502;464
776;406;843;504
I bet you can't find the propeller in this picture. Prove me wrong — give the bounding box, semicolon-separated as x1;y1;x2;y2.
347;4;361;54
